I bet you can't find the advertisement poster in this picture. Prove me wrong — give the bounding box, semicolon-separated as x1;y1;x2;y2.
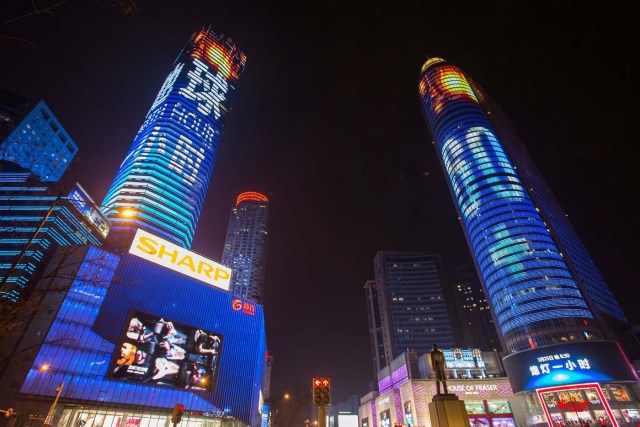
109;310;223;391
488;401;511;414
403;401;413;426
380;410;390;427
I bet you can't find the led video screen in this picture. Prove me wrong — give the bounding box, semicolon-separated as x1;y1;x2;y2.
108;310;223;392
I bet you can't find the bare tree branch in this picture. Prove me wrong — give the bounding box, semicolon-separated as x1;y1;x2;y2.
2;0;68;26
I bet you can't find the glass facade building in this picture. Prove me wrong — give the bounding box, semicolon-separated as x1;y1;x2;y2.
222;192;269;304
102;25;247;248
418;58;625;353
371;251;456;365
1;245;267;427
0;168;108;302
0;91;78;182
452;264;501;351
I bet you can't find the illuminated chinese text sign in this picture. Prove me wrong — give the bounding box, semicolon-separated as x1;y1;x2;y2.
503;341;638;393
108;310;224;392
231;298;255;316
536;384;618;427
129;229;231;290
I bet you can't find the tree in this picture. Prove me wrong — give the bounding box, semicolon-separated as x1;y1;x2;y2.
1;0;142;48
0;244;120;381
271;384;313;427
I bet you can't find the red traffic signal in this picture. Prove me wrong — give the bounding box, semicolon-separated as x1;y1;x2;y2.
171;404;185;423
312;378;331;405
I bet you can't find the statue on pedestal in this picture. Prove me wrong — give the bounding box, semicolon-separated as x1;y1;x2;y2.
431;344;448;395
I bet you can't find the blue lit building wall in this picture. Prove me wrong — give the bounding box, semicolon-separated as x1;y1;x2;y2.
0;170;107;302
102;25;246;248
0;100;78;182
20;248;267;426
472;92;628;325
418;58;603;353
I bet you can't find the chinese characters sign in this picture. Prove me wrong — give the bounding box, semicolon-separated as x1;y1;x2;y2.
503;341;638;393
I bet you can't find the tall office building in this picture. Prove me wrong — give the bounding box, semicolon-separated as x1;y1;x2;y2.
102;25;246;248
222;192;269;303
0;165;109;301
451;264;501;351
368;251;456;372
418;57;626;353
0;89;78;182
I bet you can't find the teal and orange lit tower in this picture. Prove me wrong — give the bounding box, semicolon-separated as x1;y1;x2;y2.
418;58;627;354
102;26;246;248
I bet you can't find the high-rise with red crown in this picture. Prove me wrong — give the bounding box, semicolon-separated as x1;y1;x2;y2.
222;192;270;304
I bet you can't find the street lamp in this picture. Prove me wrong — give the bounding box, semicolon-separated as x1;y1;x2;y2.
120;208;136;218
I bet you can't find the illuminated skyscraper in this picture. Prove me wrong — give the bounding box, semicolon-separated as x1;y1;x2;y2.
0;165;109;302
102;26;246;248
222;192;269;304
0;89;78;182
418;58;627;353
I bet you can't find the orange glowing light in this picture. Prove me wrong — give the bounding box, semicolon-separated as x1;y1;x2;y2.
192;30;246;81
236;191;268;206
421;65;478;114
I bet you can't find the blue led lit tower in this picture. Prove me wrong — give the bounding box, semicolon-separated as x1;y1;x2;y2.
222;192;269;304
418;58;627;353
102;26;246;248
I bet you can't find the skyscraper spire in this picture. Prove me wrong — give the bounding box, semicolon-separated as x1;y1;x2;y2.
102;25;246;248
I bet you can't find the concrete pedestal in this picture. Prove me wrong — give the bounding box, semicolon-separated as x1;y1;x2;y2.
428;394;469;427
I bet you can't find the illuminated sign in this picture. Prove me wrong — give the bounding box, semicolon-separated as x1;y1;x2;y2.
231;299;255;316
68;183;110;237
403;401;413;426
537;384;619;427
129;229;231;290
429;381;513;398
380;410;390;427
108;310;223;392
503;341;638;393
377;397;390;407
444;348;485;369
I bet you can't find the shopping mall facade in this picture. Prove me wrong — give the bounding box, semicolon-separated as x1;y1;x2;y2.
0;232;268;427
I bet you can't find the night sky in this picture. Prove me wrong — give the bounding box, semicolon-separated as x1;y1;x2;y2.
2;0;639;404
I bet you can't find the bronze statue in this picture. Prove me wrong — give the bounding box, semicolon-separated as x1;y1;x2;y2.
431;344;448;395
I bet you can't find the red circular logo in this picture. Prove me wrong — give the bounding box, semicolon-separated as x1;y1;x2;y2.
231;299;242;311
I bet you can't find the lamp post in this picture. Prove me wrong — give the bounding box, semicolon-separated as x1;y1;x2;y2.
42;381;64;427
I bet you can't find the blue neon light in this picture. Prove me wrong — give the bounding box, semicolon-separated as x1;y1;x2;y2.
22;247;266;426
102;26;246;248
419;60;600;351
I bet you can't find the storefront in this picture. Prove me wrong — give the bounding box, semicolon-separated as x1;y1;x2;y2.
361;377;524;427
519;383;640;426
503;341;640;427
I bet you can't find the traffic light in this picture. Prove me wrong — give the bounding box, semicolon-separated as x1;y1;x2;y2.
312;378;331;405
171;404;185;424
